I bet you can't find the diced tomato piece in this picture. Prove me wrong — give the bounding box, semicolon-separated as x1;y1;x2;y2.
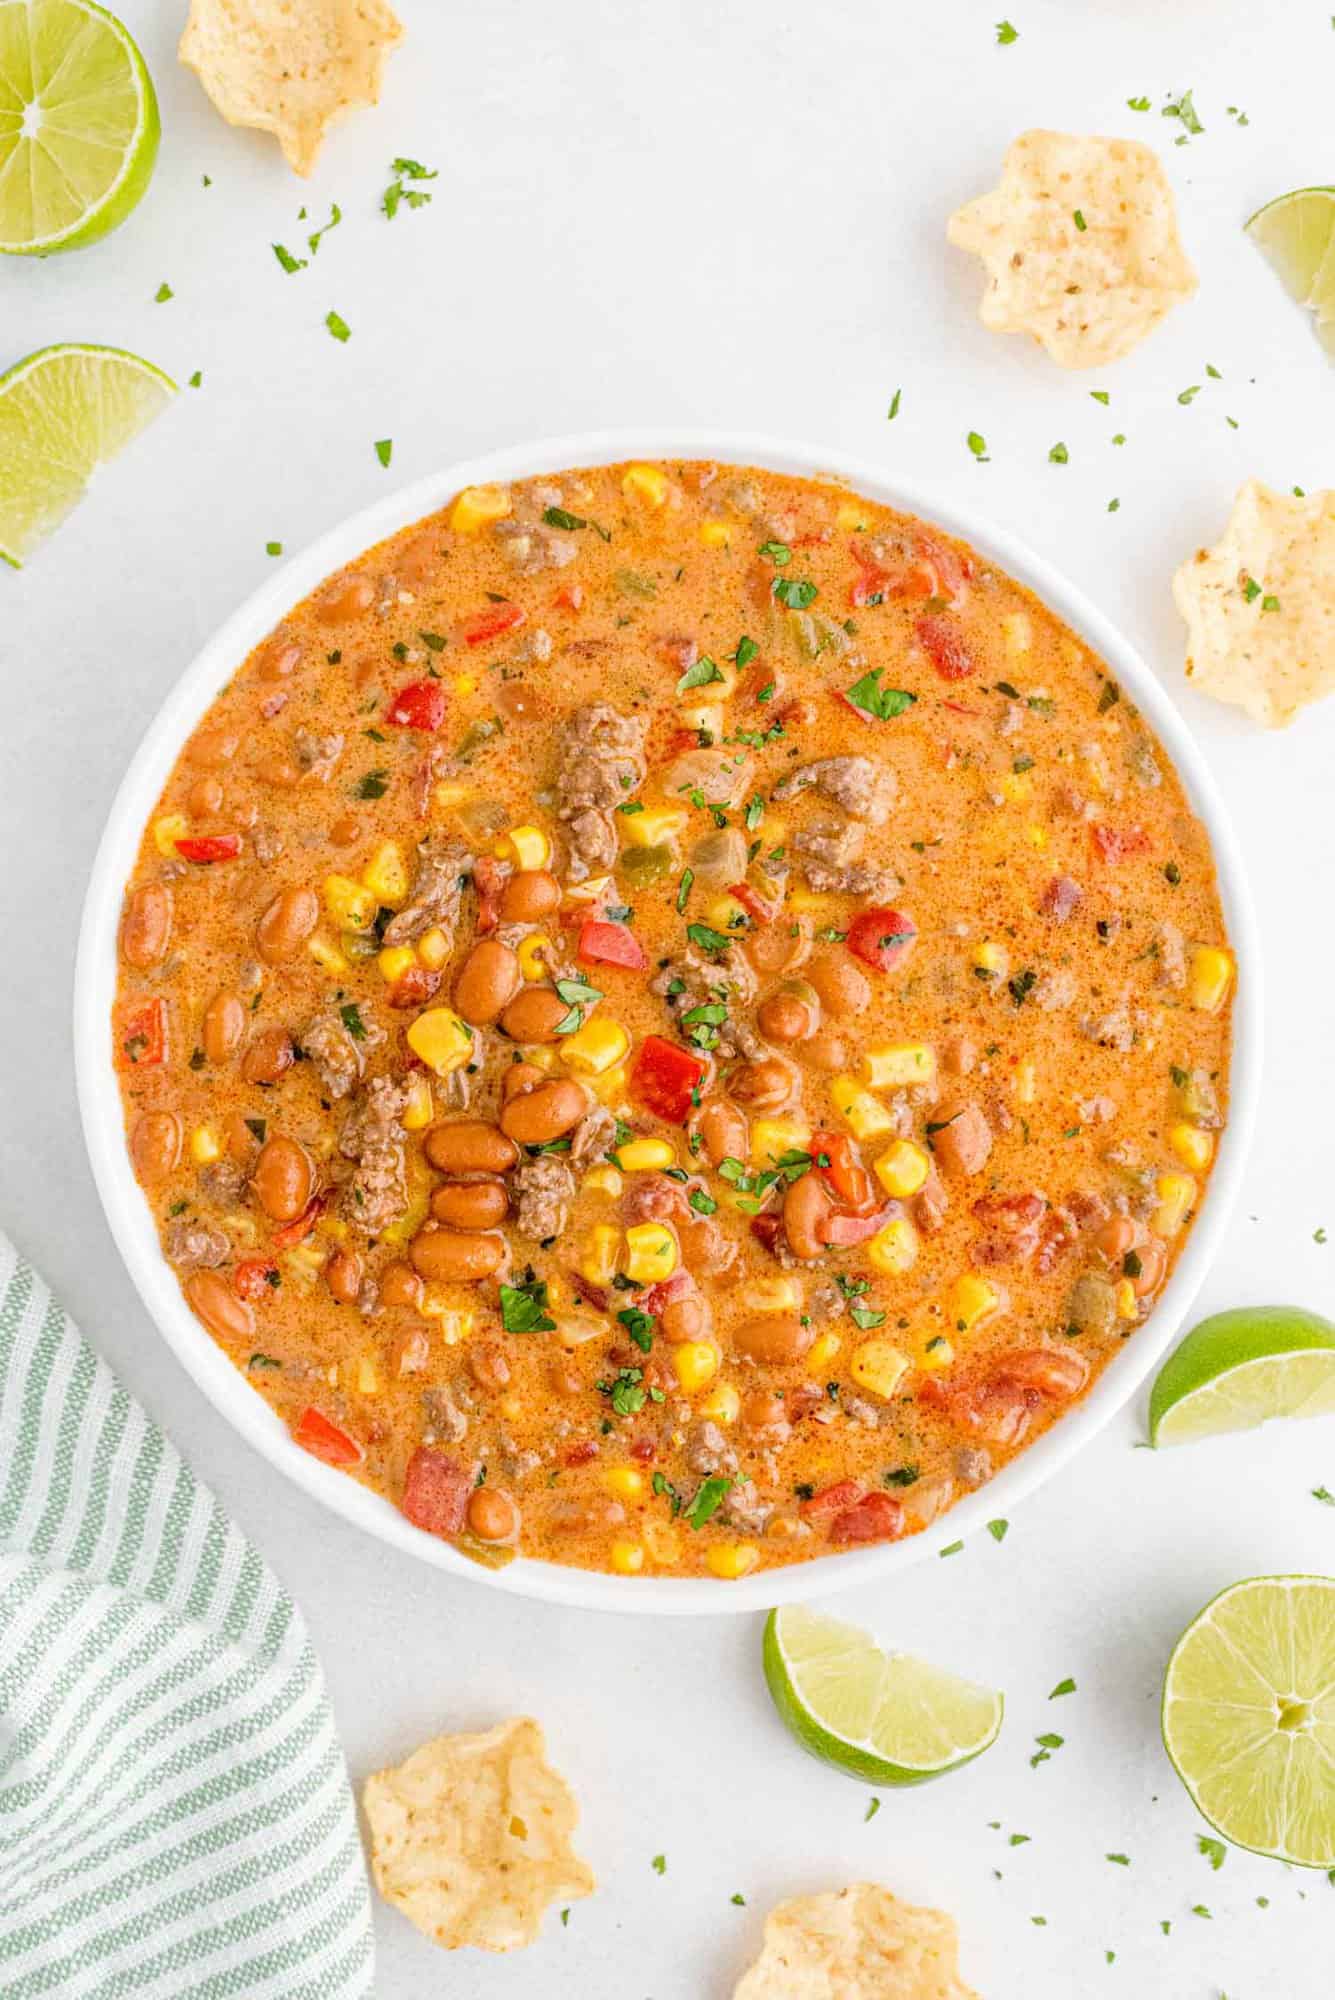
822;1206;890;1247
640;1271;693;1315
234;1259;277;1302
845;907;916;974
174;834;241;863
119;998;167;1068
915;528;974;602
385;964;443;1009
811;1131;874;1212
293;1406;363;1469
554;583;584;612
629;1433;657;1463
563;1440;600;1469
827;1492;905;1544
463;601;526;647
726;881;777;925
849;546;935;609
1089;822;1151;864
578;918;647;970
915;614;976;681
799;1479;866;1531
401;1445;471;1532
630;1034;708;1124
665;726;703;759
387;678;447;730
270;1192;329;1251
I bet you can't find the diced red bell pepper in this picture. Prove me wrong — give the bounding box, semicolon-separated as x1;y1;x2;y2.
915;614;976;681
119;998;167;1067
563;1440;600;1469
630;1034;708;1124
810;1131;875;1213
553;582;584;612
640;1271;693;1315
401;1445;472;1533
827;1491;905;1544
387;678;447;730
463;602;526;647
799;1479;866;1531
293;1406;363;1469
175;834;241;863
845;907;917;974
726;881;777;925
270;1192;329;1251
1089;822;1151;865
234;1259;278;1302
578;918;647;971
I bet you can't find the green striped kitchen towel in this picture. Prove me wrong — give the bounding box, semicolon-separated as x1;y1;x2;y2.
0;1233;375;1999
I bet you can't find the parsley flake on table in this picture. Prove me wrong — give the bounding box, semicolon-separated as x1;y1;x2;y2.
1162;89;1204;139
865;1796;881;1822
887;387;902;420
1106;1852;1131;1866
1049;441;1069;464
651;1853;666;1875
383;156;438;219
273;242;306;274
188;371;202;389
265;541;283;557
987;1518;1009;1542
966;430;990;461
939;1539;964;1558
1049;1676;1077;1698
326;310;351;342
374;439;393;468
995;19;1018;42
307;202;341;253
1127;94;1151;111
1313;1486;1335;1505
1197;1836;1227;1869
154;282;173;302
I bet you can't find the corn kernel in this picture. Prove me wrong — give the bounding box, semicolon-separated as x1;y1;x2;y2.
706;893;750;932
1169;1122;1214;1172
806;1331;842;1375
587;1064;629;1107
616;1137;676;1173
699;519;732;547
1151;1172;1196;1239
706;1542;759;1580
836;499;869;533
1024;823;1048;849
452;673;477;697
751;1116;811;1162
973;940;1009;977
355;1356;382;1396
502;825;551;870
622;807;688;850
562;874;613;905
307;934;348;975
323;873;377;929
580;1224;622;1286
867;1217;919;1276
874;1140;930;1199
400;1072;434;1131
417;926;450;971
1002;612;1032;658
830;1075;895;1141
850;1339;910;1401
362;840;409;906
432;779;470;813
622;463;670;508
736;1276;802;1314
152;812;189;857
377;944;417;985
602;1466;645;1500
1115;1278;1138;1320
950;1274;1002;1332
582;1164;623;1199
610;1538;645;1575
698;1383;741;1424
406;1007;474;1075
862;1043;936;1091
786;887;839;917
625;1222;678;1283
999;771;1032;804
673;1341;720;1393
1189;945;1234;1014
189;1123;221;1165
516;932;553;982
1015;1059;1037;1106
560;1015;630;1076
449;483;511;533
919;1335;954;1372
523;1044;559;1073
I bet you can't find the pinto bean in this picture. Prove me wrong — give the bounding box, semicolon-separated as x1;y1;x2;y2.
252;1135;313;1222
380;1259;424;1309
757;981;820;1044
317;572;376;623
690;1097;749;1168
256;637;302;682
499;869;561;924
187;776;224;817
410;1227;506;1282
202;991;246;1064
801;1027;848;1072
256;885;319;963
131;1111;181;1182
469;1343;512;1393
1128;1238;1166;1297
453;938;522;1025
1096;1214;1139;1262
500;985;571;1043
782;1172;833;1261
807;950;871;1018
186;1269;254;1343
993;1348;1090;1398
502;1061;547;1103
325;1249;363;1304
424;1121;518;1175
467;1484;519;1542
659;1292;711;1344
431;1178;509;1229
256;756;299;790
931;1101;994;1177
500;1078;588;1147
730;1056;795;1112
241;1026;295;1085
191;727;239;768
121;884;172;968
741;1390;790;1436
734;1314;813;1364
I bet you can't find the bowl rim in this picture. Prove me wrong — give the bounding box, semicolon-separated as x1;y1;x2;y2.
74;427;1262;1617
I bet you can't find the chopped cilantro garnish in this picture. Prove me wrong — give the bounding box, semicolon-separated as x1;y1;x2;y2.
887;387;902;419
273;243;306;274
771;576;817;609
685;1476;732;1529
1049;1676;1077;1698
966;430;989;461
987;1518;1009;1541
383;156;438;219
1049;441;1069;464
995;18;1018;41
1197;1836;1227;1870
338;1002;366;1039
845;668;917;721
678;655;726;694
499;1276;555;1333
154;281;173;302
374;438;393;468
326;310;351;342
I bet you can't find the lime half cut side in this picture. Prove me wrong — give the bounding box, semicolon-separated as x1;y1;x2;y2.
763;1604;1003;1787
0;343;175;567
1246;187;1335;360
0;0;159;254
1163;1576;1335;1867
1149;1306;1335;1447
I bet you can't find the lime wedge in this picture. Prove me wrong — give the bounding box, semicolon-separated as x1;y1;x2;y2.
1149;1305;1335;1447
0;0;159;255
0;343;175;567
1246;187;1335;360
1163;1576;1335;1867
763;1604;1003;1787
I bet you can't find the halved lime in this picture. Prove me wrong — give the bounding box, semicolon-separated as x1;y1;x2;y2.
1163;1576;1335;1867
0;343;175;566
763;1604;1003;1786
1246;187;1335;360
0;0;159;255
1149;1305;1335;1447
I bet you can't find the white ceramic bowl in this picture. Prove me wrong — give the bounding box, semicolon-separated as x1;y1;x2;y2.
75;430;1262;1616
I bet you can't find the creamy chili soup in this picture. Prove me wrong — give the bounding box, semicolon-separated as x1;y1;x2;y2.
114;461;1235;1580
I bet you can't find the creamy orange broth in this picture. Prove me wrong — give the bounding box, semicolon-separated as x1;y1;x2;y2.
113;462;1234;1579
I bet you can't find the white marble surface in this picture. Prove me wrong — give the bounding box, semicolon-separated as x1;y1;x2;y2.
2;2;1333;1993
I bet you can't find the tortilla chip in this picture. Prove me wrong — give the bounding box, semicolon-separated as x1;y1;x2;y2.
180;0;404;177
362;1716;594;1952
733;1883;979;2000
1173;479;1335;728
947;130;1197;368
